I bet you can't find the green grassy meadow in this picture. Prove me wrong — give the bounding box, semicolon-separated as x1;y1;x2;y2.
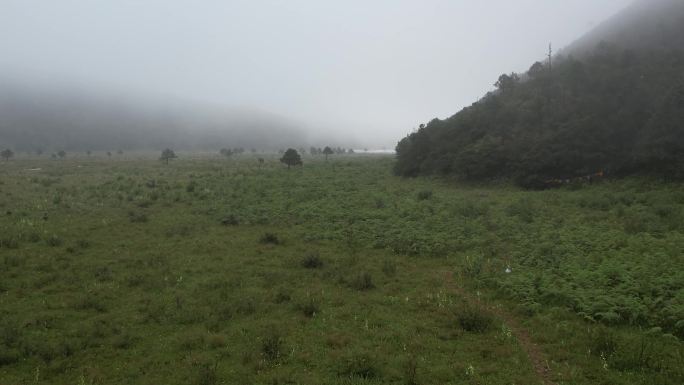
0;154;683;384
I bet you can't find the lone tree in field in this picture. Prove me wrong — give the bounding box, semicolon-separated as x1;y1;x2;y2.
323;146;334;161
280;148;302;169
57;150;67;159
160;148;177;164
1;149;14;161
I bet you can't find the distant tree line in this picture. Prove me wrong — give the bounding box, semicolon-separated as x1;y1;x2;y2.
395;43;684;188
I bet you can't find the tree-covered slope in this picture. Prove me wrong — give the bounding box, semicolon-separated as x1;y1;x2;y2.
395;0;684;188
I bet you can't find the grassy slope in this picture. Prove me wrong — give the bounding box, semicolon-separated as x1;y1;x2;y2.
0;155;682;384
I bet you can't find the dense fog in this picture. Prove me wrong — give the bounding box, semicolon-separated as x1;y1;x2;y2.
0;0;643;151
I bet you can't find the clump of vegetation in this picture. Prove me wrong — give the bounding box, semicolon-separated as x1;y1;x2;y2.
190;357;220;385
128;211;148;223
350;272;375;291
273;289;291;304
160;148;177;164
339;352;379;380
280;148;302;169
261;330;284;362
259;232;280;245
404;355;419;385
457;303;494;333
298;297;320;318
382;259;396;277
301;252;323;269
45;234;63;247
0;237;20;249
417;190;433;201
220;214;239;226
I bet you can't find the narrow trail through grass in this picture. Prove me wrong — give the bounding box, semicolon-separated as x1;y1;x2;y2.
443;271;557;385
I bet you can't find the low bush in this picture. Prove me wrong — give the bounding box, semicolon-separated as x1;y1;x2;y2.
298;297;320;318
128;211;148;223
220;215;239;226
259;232;280;245
261;330;283;362
301;253;323;269
350;272;375;291
46;234;63;247
417;190;433;201
457;303;494;333
339;352;379;379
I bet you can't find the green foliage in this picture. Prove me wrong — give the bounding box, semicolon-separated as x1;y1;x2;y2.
279;148;302;168
301;252;323;269
0;155;682;384
160;148;177;164
338;351;379;380
395;44;684;186
261;329;284;362
457;303;494;333
417;190;433;201
350;272;375;291
259;232;280;245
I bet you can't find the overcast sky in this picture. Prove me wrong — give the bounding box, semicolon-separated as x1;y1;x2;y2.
0;0;633;147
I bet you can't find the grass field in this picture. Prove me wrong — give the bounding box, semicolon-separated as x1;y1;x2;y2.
0;154;683;385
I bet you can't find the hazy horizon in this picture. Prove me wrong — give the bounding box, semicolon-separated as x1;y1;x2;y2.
1;0;633;147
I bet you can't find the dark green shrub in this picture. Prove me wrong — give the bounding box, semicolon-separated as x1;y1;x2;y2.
590;327;618;357
76;239;91;249
0;237;20;249
404;355;418;385
128;211;148;223
350;272;375;291
261;330;283;362
0;347;20;366
73;294;107;313
3;255;22;269
339;352;378;379
191;359;219;385
274;290;291;304
301;253;323;269
220;215;239;226
299;297;320;318
112;332;137;349
46;235;63;247
259;233;280;245
457;304;494;333
382;259;397;277
417;190;433;201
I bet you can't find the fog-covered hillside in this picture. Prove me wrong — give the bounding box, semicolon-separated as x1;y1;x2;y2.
565;0;684;55
0;81;308;152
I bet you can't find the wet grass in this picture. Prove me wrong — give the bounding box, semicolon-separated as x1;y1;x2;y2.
0;154;682;384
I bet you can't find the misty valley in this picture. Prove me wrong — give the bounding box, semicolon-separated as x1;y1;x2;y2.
2;0;684;384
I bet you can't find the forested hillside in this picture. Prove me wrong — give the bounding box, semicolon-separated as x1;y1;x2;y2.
395;0;684;188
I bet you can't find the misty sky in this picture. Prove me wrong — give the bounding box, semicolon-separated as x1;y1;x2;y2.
0;0;633;147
